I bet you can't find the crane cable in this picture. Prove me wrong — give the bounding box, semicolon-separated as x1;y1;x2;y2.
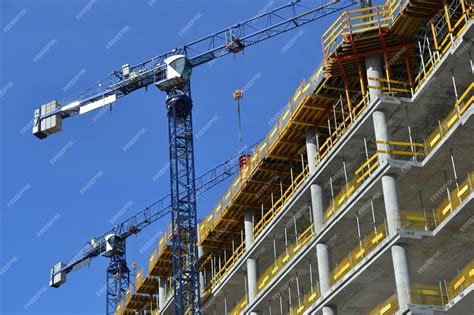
233;52;245;142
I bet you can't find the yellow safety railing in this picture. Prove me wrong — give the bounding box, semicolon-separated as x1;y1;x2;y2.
400;171;473;231
114;286;132;315
415;1;472;91
425;82;474;155
253;166;309;237
148;248;157;274
368;293;399;315
367;77;413;96
432;0;473;58
330;222;388;285
114;299;125;315
135;267;145;291
158;232;169;255
324;152;379;221
257;224;315;292
288;282;321;315
321;0;403;59
410;284;446;305
375;140;425;158
203;242;246;294
434;171;473;227
447;258;474;300
321;0;404;58
318;94;370;163
370;284;446;315
325;139;427;223
230;296;247;315
399;210;436;231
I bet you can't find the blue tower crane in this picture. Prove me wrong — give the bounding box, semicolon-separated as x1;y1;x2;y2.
34;1;356;314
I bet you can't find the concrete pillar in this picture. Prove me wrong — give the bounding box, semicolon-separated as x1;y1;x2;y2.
381;174;401;234
244;208;258;314
381;174;411;309
306;128;318;174
316;243;332;294
322;306;336;315
158;277;166;310
307;128;337;314
198;245;205;293
371;98;412;310
306;128;325;231
372;110;391;162
365;55;383;103
391;244;411;311
247;258;258;302
244;209;255;249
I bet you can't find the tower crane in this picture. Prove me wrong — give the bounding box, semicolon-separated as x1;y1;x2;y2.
33;1;356;314
48;145;257;315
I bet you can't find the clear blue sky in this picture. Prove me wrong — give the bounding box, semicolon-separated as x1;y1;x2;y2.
0;1;347;314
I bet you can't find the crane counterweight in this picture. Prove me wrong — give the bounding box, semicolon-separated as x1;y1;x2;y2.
33;100;62;139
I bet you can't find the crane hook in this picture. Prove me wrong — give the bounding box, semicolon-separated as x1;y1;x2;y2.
233;89;244;142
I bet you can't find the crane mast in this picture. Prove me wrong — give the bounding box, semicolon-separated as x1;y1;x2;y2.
36;1;356;314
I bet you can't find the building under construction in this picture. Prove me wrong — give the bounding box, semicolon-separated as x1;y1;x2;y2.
104;0;474;314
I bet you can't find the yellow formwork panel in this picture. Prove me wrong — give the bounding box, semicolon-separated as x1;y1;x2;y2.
135;266;159;295
148;232;172;278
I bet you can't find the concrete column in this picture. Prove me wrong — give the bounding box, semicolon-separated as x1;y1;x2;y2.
198;245;205;293
381;174;401;234
244;209;255;249
316;243;332;294
372;101;412;310
322;306;336;315
247;258;258;303
306;128;325;231
306;128;318;174
391;244;412;311
158;277;166;310
307;128;337;314
372;110;391;162
244;208;258;314
365;55;383;103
